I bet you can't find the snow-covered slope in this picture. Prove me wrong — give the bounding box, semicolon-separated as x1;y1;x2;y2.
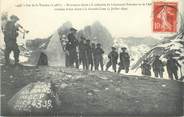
113;37;159;66
132;32;184;77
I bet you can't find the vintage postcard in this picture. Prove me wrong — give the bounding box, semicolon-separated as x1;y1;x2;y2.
0;0;184;116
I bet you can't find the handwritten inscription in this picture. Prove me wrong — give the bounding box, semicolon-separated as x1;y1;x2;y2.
11;82;54;112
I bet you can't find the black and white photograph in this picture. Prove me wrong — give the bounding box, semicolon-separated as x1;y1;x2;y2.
0;0;184;116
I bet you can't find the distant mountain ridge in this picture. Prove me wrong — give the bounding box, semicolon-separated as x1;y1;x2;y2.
115;36;159;47
78;21;113;51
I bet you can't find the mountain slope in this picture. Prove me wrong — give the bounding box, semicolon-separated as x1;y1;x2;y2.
1;66;183;116
132;33;184;77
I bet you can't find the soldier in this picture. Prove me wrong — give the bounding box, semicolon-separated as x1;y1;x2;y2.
91;43;96;71
106;47;118;72
78;37;88;70
78;37;85;66
65;41;70;67
166;55;181;80
60;35;68;51
60;35;70;67
3;15;20;65
86;39;93;70
140;59;151;76
152;55;164;78
118;47;130;73
66;28;79;68
94;43;104;71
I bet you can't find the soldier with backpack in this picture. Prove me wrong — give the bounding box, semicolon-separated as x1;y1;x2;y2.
3;15;20;65
94;43;104;71
86;39;93;70
66;28;79;68
152;55;164;78
141;59;151;76
118;47;130;73
166;55;181;80
106;47;118;72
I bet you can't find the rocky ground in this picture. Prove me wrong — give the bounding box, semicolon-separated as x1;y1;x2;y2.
0;65;183;116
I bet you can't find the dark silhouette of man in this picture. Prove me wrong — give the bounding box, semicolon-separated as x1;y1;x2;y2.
106;47;118;72
3;15;20;65
166;55;181;80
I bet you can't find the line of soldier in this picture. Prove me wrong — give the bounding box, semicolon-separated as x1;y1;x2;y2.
3;16;181;81
64;28;104;71
106;47;130;73
64;28;130;73
140;55;182;80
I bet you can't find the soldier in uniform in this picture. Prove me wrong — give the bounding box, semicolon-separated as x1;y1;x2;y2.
166;55;181;80
106;47;118;72
79;37;87;69
86;39;93;70
118;47;130;73
152;55;164;78
65;41;70;67
66;28;79;68
60;35;70;67
91;43;96;71
3;15;20;65
79;36;87;69
94;43;104;71
140;59;151;76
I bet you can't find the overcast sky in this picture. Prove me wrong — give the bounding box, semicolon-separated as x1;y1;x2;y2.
0;0;183;40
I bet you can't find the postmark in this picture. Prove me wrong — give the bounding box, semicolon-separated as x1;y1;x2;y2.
153;2;178;32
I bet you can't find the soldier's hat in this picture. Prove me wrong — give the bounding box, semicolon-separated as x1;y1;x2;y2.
121;47;127;50
70;27;77;32
111;47;116;50
10;15;19;21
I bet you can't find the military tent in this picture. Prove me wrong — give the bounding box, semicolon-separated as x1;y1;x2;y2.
27;31;65;66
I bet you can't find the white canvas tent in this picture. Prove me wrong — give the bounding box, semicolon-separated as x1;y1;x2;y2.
27;31;65;66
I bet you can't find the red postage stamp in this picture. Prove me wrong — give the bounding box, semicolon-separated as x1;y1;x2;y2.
153;2;178;32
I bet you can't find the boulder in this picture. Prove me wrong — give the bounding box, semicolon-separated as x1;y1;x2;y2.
8;81;57;115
